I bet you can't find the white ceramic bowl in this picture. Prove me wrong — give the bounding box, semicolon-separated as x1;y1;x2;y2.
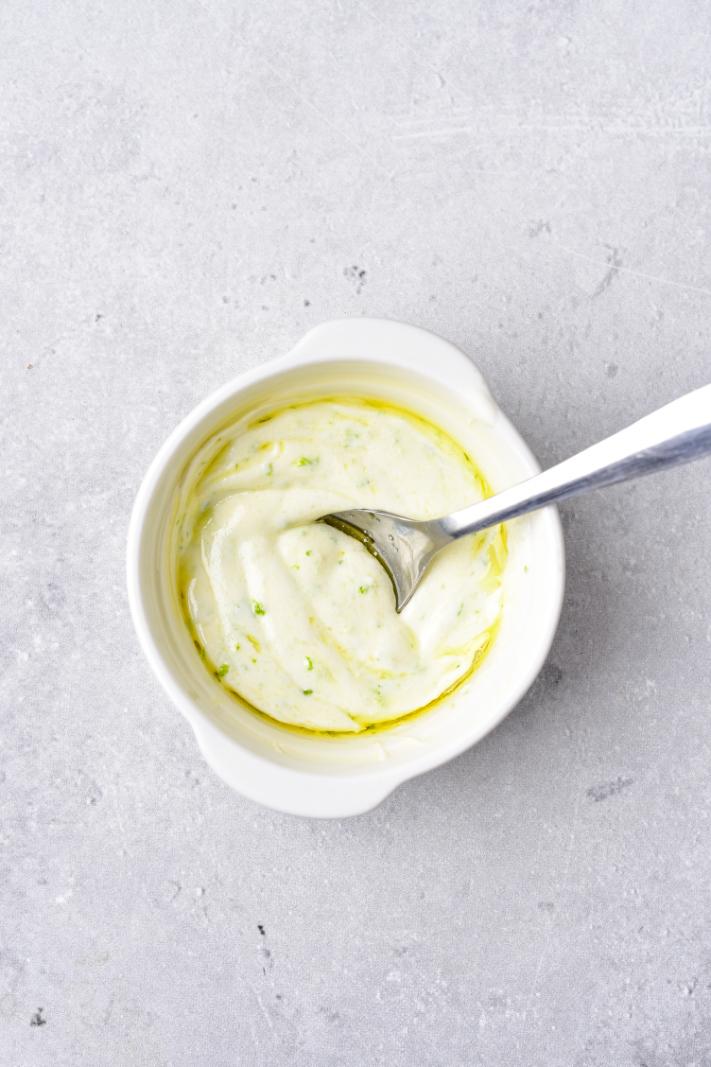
127;319;565;817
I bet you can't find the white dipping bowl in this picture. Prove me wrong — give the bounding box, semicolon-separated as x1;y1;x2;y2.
127;319;565;817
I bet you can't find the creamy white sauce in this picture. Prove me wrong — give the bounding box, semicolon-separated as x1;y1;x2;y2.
174;399;505;733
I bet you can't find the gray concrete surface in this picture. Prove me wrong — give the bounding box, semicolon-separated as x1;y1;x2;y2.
2;2;711;1064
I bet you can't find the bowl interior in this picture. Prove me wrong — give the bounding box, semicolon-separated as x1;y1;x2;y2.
132;359;563;779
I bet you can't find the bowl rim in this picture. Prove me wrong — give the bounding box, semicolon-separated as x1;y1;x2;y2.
127;318;565;817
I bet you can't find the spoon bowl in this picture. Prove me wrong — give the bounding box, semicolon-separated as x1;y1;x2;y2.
320;509;451;611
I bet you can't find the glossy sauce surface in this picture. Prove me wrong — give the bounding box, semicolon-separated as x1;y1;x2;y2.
174;398;506;733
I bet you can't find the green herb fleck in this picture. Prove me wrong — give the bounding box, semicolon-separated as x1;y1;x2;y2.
305;549;312;557
302;688;313;696
358;584;368;594
252;600;266;616
304;655;313;671
246;633;261;652
216;663;230;678
266;462;273;476
235;643;241;651
295;456;317;467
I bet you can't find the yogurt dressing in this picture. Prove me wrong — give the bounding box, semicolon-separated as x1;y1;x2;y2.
173;398;506;734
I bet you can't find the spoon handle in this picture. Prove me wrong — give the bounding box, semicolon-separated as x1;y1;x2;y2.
443;384;711;539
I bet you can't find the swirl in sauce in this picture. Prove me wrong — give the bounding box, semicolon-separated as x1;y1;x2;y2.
174;398;506;734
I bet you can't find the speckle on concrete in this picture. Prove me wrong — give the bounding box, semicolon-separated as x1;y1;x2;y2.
2;2;711;1065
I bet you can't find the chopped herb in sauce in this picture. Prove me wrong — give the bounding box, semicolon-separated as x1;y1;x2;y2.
304;655;313;671
302;689;313;696
252;600;266;615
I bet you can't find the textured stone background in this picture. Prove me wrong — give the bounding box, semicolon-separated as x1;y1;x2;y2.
2;2;711;1064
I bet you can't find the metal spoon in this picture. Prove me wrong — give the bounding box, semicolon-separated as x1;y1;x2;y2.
320;384;711;612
